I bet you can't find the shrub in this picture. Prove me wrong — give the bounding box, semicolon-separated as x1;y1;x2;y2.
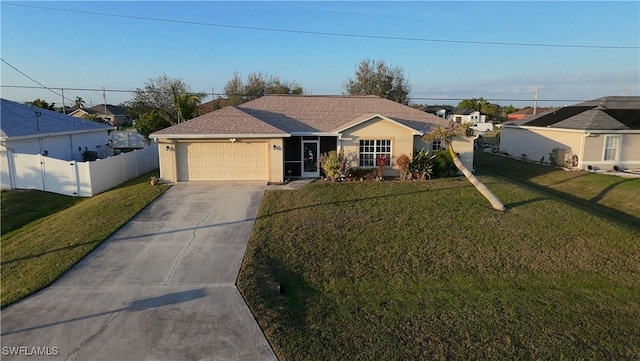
376;155;388;180
318;150;348;181
549;147;568;167
397;154;411;180
348;167;376;180
409;149;436;180
432;149;454;178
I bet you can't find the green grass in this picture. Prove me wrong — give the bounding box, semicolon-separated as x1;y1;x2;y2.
238;163;640;359
1;171;170;308
475;151;640;221
1;190;83;235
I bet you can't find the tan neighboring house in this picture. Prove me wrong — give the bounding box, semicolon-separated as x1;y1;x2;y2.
69;104;131;126
500;96;640;170
150;95;475;183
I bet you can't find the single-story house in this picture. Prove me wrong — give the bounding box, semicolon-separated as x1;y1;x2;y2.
499;96;640;170
69;104;131;126
1;98;114;189
450;108;486;124
150;95;475;182
420;105;455;119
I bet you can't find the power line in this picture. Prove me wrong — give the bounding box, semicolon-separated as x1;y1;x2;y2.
0;58;74;103
2;84;613;104
5;2;639;50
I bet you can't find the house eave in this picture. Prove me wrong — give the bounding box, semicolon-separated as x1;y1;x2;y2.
1;127;114;141
149;133;291;139
501;125;639;134
333;113;423;135
289;132;340;137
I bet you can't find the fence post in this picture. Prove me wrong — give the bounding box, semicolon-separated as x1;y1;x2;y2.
70;160;79;197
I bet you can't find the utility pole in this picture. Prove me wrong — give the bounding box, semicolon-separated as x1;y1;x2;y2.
533;88;539;115
102;87;107;124
61;89;66;114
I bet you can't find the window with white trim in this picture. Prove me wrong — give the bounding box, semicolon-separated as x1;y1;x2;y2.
431;140;442;152
603;135;621;161
359;139;391;167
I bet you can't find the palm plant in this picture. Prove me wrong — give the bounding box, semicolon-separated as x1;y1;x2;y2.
171;85;204;123
425;123;506;211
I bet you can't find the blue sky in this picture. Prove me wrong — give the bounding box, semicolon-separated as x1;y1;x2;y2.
1;1;639;107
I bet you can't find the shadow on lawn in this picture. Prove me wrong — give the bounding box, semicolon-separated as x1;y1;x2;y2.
476;153;639;230
1;239;99;266
259;182;482;219
248;250;321;336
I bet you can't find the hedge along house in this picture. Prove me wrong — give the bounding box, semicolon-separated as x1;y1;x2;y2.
500;96;640;171
150;95;474;183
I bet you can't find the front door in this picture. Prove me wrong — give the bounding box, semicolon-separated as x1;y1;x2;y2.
302;140;320;177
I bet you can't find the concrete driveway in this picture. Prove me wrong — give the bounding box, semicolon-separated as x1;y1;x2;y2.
1;182;277;361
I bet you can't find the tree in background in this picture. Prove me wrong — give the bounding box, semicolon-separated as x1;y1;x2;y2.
125;74;205;124
80;113;104;122
74;96;85;110
26;98;56;110
457;97;519;123
344;59;411;105
134;109;172;139
222;71;304;106
425;123;505;211
124;75;205;137
171;85;203;123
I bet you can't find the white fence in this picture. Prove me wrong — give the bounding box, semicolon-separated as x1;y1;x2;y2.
2;146;158;197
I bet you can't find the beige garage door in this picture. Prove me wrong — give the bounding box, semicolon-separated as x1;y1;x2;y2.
177;142;268;181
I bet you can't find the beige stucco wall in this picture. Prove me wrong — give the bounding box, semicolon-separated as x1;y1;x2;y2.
156;137;284;182
582;133;640;170
338;117;416;177
157;138;177;182
500;127;584;165
269;138;284;182
337;117;476;176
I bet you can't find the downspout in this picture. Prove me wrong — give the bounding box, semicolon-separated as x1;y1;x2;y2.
579;132;591;169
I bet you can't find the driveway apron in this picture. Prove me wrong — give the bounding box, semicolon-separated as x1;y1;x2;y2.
1;182;277;361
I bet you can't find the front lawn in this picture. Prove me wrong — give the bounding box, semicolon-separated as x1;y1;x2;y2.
1;171;170;308
238;173;640;359
475;151;640;220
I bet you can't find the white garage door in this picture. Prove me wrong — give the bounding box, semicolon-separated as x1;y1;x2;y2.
177;142;268;181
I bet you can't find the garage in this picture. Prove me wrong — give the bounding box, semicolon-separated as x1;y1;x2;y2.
176;141;268;181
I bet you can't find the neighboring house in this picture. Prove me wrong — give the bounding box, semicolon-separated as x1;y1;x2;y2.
449;108;487;124
499;96;640;170
69;104;131;126
1;98;114;189
420;105;455;119
507;106;554;121
150;95;475;182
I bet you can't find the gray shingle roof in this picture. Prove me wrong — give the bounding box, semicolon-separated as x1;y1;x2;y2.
1;98;113;139
550;106;629;130
521;96;640;130
152;95;449;137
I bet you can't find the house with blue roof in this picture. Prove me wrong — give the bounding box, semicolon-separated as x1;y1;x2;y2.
1;98;114;189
